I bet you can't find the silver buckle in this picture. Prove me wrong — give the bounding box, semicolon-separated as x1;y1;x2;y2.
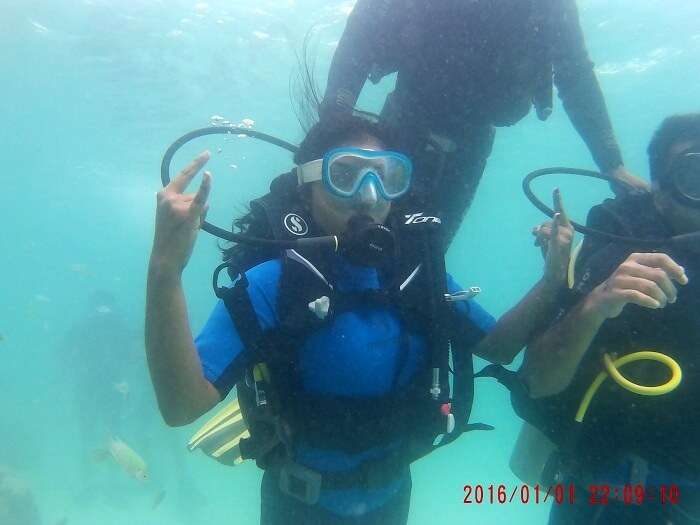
445;287;481;302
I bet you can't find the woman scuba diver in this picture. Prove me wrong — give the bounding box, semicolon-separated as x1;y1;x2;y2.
146;105;574;523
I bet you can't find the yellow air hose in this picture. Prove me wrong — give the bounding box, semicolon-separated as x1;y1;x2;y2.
575;351;683;423
567;240;583;290
566;240;682;422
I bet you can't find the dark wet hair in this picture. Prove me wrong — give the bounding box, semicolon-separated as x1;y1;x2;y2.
290;29;399;163
648;113;700;184
294;114;399;165
223;37;400;263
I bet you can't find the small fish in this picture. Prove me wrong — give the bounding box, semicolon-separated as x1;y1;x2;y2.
95;437;149;481
229;164;238;169
34;294;51;303
30;20;49;33
0;333;5;343
114;381;130;400
95;305;112;314
152;489;167;510
54;518;69;525
252;31;269;40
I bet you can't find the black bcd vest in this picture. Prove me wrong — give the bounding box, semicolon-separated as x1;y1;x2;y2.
214;171;491;479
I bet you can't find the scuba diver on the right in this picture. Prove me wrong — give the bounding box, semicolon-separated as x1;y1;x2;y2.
514;113;700;524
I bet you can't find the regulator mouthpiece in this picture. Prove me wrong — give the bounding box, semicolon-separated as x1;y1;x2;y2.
339;215;396;267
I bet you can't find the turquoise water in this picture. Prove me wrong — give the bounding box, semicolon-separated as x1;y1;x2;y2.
1;0;699;523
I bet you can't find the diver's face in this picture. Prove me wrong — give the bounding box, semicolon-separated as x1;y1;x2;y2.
309;134;392;234
654;139;700;234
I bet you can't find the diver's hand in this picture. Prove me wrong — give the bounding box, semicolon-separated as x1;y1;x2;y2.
583;252;688;321
607;166;649;195
150;151;212;275
532;189;574;287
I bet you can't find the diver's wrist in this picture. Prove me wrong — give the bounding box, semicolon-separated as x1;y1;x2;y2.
579;294;609;327
148;257;184;283
605;164;625;177
537;276;566;301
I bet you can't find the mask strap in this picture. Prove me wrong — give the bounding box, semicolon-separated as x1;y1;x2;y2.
296;159;323;186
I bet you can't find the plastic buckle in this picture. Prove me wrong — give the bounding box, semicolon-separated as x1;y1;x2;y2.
254;381;267;407
252;364;269;407
278;461;322;505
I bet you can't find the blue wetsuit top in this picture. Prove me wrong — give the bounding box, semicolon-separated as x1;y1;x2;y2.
196;255;495;516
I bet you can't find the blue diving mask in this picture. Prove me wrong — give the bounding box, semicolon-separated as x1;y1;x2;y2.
296;147;413;200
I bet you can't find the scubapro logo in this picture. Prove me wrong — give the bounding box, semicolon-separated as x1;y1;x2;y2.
404;212;442;225
283;213;309;236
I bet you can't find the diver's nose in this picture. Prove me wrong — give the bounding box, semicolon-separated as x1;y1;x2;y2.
356;177;379;207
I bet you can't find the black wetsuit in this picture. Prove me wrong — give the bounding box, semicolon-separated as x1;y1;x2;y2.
526;194;700;525
323;0;624;241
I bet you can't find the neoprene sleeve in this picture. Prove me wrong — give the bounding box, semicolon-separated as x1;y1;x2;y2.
551;0;624;172
321;0;379;116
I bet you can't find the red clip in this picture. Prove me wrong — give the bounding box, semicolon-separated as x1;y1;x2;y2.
440;402;451;416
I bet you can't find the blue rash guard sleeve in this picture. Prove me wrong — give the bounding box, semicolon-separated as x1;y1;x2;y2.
447;274;496;346
194;259;283;397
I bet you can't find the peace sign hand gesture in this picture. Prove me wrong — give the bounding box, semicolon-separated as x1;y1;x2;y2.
150;151;212;275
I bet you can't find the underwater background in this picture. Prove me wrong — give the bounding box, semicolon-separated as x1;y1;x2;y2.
2;0;699;523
